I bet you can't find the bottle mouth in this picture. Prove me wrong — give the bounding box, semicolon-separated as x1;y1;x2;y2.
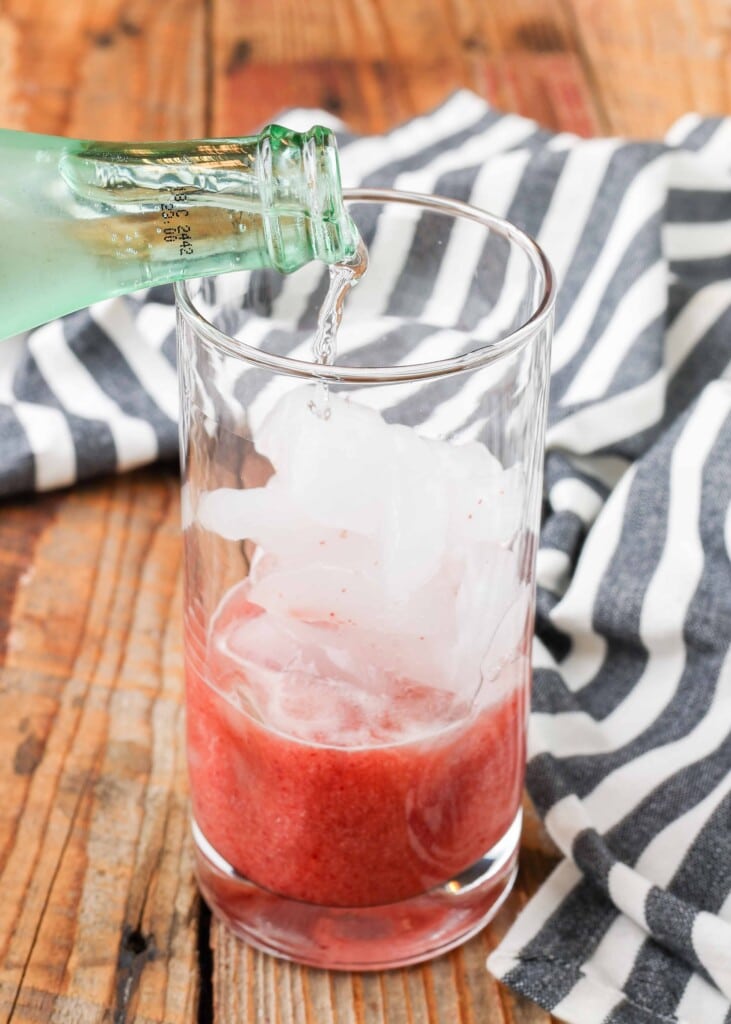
302;127;360;264
255;124;359;270
175;187;556;385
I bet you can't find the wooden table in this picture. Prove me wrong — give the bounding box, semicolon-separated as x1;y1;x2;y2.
0;2;727;1021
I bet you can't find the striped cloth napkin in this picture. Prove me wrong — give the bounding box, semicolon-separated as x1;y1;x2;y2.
2;93;730;1024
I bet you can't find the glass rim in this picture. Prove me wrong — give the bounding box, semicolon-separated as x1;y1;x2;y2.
174;187;556;384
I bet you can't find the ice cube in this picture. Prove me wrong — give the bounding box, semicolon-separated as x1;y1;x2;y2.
446;463;525;550
204;386;530;715
248;563;385;630
247;559;456;672
487;464;526;545
213;589;462;744
380;426;449;597
430;437;525;551
451;545;528;691
197;485;272;542
256;387;392;535
480;583;530;672
197;480;372;566
432;436;504;484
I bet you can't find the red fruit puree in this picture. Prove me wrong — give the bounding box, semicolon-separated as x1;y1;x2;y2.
186;585;527;909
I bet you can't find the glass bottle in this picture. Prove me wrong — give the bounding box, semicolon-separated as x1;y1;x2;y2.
0;124;358;339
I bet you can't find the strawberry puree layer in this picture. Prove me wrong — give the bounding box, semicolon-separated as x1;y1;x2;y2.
186;589;528;909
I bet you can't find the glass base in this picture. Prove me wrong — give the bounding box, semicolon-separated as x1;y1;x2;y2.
192;810;521;971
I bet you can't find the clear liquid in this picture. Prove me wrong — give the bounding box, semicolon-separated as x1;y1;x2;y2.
308;238;368;418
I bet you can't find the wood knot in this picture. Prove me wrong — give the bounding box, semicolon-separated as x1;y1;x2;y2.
122;928;150;956
119;18;141;37
463;33;487;54
320;91;344;115
226;39;252;74
14;733;44;775
512;19;566;52
115;925;156;1023
88;18;141;49
117;924;156;971
89;30;115;48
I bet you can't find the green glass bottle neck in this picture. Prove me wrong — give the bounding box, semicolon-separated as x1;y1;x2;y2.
0;124;358;340
58;123;358;271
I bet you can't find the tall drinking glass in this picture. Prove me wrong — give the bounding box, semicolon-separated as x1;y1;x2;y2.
175;189;555;970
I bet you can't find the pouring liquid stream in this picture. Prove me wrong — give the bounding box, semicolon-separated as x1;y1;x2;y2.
308;238;369;419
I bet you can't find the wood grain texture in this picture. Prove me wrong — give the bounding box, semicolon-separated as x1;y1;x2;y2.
0;3;206;1021
212;0;606;136
0;0;205;138
0;472;198;1024
213;0;730;140
567;0;731;136
211;839;562;1024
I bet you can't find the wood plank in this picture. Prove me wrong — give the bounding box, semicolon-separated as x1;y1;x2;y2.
0;1;207;1020
0;0;205;139
213;0;729;141
0;473;199;1024
566;0;731;137
211;0;604;135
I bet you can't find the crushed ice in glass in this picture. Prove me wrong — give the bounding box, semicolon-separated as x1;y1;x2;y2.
195;241;529;745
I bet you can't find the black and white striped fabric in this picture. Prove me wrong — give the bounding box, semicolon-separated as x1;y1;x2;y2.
3;92;730;1023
